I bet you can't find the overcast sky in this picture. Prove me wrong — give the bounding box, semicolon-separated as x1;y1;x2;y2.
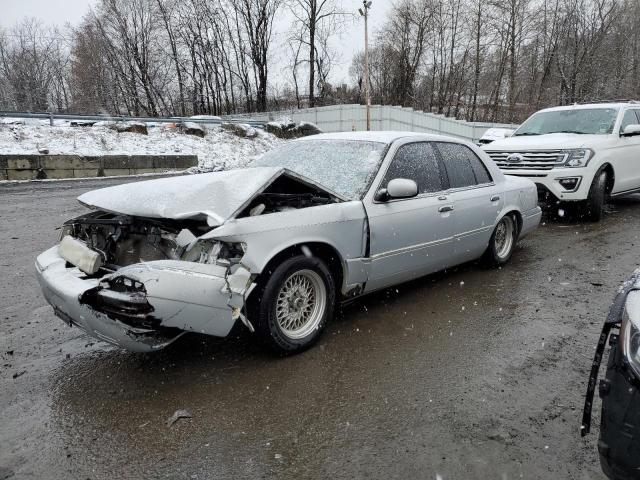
0;0;97;28
0;0;391;85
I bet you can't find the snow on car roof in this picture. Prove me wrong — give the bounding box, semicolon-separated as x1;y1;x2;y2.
295;131;464;144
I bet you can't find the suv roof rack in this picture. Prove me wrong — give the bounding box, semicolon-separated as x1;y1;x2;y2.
573;99;640;105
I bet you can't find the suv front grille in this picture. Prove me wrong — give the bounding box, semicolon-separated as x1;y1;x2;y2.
485;150;567;170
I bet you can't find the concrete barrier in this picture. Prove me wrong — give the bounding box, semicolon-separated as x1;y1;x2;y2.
0;154;198;181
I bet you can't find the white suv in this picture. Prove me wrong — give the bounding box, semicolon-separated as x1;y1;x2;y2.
482;102;640;221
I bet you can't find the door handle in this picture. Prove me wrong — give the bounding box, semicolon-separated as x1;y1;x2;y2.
438;205;454;213
490;195;500;202
437;195;448;201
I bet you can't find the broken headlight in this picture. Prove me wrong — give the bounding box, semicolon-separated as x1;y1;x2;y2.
183;240;246;265
59;222;76;241
620;297;640;379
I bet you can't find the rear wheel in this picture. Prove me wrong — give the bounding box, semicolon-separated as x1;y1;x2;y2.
584;170;609;222
484;214;518;267
250;255;335;354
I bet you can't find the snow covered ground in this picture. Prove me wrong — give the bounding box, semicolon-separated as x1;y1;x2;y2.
0;121;282;172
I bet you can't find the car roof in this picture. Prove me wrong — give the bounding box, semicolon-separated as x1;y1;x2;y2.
296;130;468;144
537;103;639;113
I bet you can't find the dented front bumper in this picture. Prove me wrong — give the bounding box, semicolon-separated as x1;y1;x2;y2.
35;246;254;352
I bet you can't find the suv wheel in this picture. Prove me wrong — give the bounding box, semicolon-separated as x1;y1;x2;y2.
250;255;335;354
585;170;609;222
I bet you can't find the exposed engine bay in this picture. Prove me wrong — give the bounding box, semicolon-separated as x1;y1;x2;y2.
59;211;206;273
238;174;337;217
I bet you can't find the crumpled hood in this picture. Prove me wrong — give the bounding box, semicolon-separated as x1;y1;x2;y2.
484;132;613;151
78;167;284;226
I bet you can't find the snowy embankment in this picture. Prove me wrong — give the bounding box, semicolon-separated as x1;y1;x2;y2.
0;120;282;172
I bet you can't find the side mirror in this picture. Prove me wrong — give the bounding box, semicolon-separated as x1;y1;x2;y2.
621;124;640;137
376;178;418;201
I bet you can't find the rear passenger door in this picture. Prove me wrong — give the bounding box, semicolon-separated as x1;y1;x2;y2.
433;142;504;263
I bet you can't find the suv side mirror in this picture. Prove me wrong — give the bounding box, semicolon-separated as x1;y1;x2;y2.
376;178;418;201
621;124;640;137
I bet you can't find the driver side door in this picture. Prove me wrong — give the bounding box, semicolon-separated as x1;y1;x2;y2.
364;141;455;292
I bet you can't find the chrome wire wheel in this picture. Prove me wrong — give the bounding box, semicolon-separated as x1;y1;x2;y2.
275;269;327;340
494;216;515;260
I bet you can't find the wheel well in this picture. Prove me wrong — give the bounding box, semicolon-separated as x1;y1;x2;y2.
256;242;344;294
601;163;615;194
505;210;522;236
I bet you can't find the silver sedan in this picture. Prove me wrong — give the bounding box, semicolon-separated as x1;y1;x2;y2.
35;132;541;353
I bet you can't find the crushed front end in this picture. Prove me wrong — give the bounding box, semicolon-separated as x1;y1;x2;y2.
35;211;256;352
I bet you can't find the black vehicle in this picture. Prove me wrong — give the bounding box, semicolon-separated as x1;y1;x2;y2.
582;271;640;479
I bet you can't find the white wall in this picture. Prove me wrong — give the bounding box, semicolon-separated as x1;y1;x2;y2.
230;104;517;142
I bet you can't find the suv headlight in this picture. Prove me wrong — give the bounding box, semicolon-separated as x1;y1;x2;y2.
563;148;594;167
621;299;640;378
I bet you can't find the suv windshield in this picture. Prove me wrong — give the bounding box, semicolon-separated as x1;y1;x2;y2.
251;139;387;199
514;108;619;136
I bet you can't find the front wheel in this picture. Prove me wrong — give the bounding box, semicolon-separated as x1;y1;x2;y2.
483;214;518;267
250;255;335;354
584;170;609;222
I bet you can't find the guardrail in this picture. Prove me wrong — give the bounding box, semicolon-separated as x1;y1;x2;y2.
0;111;266;128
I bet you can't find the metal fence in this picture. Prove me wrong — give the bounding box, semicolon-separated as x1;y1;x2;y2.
227;104;518;142
0;106;517;142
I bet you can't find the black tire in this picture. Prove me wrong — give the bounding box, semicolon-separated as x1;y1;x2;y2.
250;255;335;354
483;214;518;267
584;170;609;222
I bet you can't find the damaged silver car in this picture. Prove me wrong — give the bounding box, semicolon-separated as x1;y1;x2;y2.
36;132;542;353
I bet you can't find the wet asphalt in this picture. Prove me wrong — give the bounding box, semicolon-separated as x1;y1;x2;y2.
2;177;639;479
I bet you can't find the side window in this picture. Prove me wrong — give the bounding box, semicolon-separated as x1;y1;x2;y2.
435;142;492;188
620;110;640;132
382;142;445;194
468;150;492;184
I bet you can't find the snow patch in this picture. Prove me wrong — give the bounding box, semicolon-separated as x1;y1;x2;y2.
0;123;282;172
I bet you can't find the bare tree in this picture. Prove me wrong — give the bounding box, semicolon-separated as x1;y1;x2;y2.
288;0;348;107
156;0;186;115
3;0;640;122
233;0;282;112
0;19;70;111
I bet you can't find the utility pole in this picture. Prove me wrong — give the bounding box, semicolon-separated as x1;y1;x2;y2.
359;1;372;131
